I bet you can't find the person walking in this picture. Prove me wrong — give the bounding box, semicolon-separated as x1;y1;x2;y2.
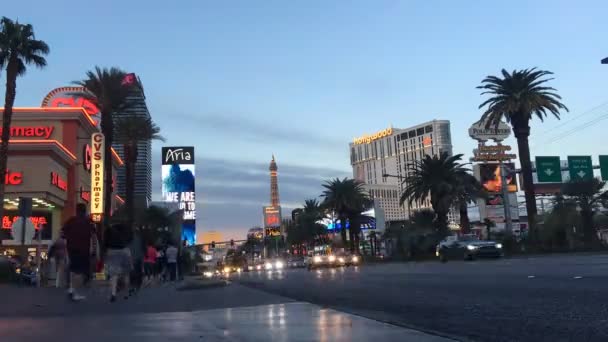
143;243;157;285
48;232;67;288
129;227;145;294
104;223;133;302
62;203;96;301
165;242;178;281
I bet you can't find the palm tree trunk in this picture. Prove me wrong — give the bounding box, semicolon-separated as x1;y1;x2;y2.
339;214;347;245
459;199;470;234
435;211;449;236
125;143;138;229
513;125;538;243
581;210;598;249
101;115;114;231
0;60;18;225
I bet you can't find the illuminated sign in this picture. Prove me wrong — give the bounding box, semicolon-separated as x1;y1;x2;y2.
480;163;517;193
80;187;90;203
263;206;282;237
50;172;67;191
1;210;53;240
469;119;511;142
161;146;196;245
3;171;22;185
162;147;194;164
90;133;105;221
41;86;100;126
473;144;516;162
353;127;393;145
423;136;432;146
83;144;92;171
0;126;54;139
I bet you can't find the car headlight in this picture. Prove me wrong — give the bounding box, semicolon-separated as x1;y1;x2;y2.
466;245;477;251
203;271;213;278
223;267;231;273
265;262;273;269
496;243;503;249
248;266;253;271
338;257;345;263
237;268;242;273
328;255;336;262
352;256;359;263
256;265;262;270
313;256;322;263
275;261;284;269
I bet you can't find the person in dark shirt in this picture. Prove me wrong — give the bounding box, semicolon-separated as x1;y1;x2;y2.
104;223;133;302
62;203;95;301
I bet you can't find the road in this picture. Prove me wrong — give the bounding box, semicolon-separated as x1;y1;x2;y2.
233;254;608;342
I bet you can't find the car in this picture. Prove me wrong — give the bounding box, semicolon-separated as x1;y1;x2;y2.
287;256;306;268
436;235;503;262
336;253;361;267
306;253;360;270
263;258;285;271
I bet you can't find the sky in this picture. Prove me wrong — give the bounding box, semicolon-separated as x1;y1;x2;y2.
4;0;608;239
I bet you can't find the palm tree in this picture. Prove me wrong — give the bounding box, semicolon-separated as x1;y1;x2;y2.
477;68;568;242
455;173;485;234
321;178;370;252
561;178;608;249
0;17;49;220
299;199;326;248
74;67;134;226
400;153;467;236
114;115;165;228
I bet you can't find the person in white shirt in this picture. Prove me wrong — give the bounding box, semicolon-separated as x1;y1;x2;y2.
165;243;179;281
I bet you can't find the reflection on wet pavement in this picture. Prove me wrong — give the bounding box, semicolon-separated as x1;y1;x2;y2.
0;302;453;342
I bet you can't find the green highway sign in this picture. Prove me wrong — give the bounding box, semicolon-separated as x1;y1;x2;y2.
535;156;562;183
567;156;593;181
600;155;608;181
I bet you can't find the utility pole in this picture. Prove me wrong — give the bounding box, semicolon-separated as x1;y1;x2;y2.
499;162;513;234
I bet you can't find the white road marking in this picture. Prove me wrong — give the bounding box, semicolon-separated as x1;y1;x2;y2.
573;276;583;279
527;275;535;279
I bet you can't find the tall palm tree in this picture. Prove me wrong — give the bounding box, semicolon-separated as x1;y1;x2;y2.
477;68;568;241
455;172;485;234
114;115;165;228
74;67;133;226
400;153;467;235
299;199;326;247
0;17;49;220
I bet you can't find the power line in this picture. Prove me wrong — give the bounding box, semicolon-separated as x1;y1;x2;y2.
542;111;608;145
534;101;608;139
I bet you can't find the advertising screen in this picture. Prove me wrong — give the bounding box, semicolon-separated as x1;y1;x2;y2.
263;206;282;237
479;163;517;193
162;147;196;245
1;210;53;240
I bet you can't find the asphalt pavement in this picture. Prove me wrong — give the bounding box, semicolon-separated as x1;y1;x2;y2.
233;253;608;342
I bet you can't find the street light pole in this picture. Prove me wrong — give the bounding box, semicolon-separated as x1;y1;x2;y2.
499;162;513;235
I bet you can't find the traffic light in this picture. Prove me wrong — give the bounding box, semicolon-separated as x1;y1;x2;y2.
230;239;234;247
211;241;215;249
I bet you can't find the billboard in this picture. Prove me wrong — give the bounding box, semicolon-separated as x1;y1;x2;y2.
162;147;196;245
480;163;517;193
1;209;53;240
263;206;281;237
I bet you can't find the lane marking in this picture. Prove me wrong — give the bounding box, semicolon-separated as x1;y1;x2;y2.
527;275;535;279
573;276;583;279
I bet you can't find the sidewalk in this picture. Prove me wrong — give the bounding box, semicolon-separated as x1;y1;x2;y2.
0;282;456;342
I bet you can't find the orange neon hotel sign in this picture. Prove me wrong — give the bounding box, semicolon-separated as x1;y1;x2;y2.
353;127;393;145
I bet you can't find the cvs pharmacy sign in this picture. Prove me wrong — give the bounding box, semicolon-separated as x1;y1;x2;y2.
90;133;105;222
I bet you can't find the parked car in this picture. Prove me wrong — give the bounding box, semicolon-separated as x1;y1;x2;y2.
436;235;503;262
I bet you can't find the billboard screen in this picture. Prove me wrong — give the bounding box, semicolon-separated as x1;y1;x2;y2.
480;163;517;193
162;147;196;245
263;206;281;237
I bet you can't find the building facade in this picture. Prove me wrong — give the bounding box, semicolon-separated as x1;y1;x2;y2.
0;107;123;250
349;120;453;221
113;74;153;208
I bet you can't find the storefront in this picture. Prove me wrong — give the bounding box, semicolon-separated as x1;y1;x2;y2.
0;107;123;251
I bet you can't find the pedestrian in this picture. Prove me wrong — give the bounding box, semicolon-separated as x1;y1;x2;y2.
166;242;178;281
104;223;133;302
156;246;166;282
48;231;67;288
143;243;157;285
129;227;145;294
62;203;95;301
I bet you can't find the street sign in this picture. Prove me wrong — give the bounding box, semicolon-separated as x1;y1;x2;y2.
599;155;608;181
567;156;593;181
535;156;562;183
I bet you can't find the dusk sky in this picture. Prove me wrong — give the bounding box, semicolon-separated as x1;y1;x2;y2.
4;1;608;239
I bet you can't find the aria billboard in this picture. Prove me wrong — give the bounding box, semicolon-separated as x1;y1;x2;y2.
161;147;196;245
